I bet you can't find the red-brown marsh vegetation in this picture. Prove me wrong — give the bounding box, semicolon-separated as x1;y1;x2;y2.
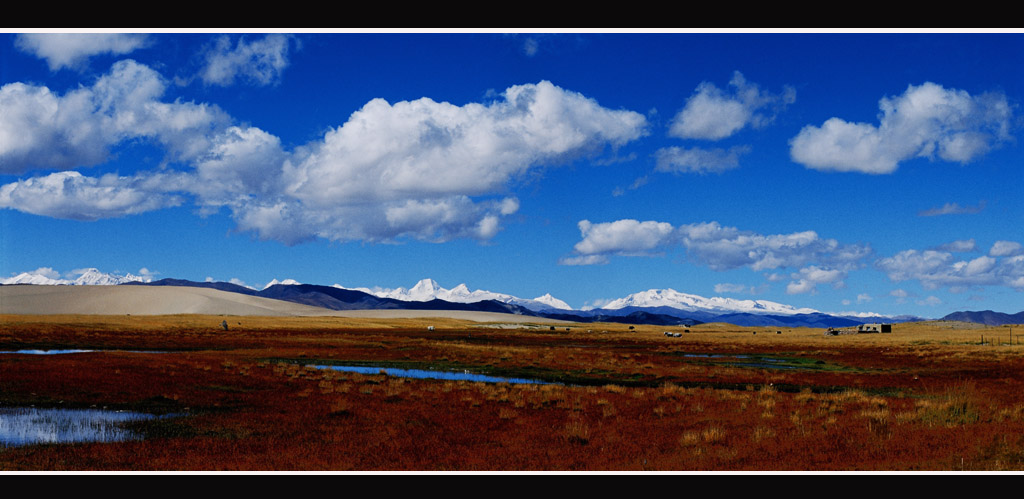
1;315;1023;471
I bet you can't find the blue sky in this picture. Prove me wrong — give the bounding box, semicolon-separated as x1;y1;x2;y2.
1;30;1022;317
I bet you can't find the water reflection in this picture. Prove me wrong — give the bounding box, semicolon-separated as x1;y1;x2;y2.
310;364;553;385
0;349;167;355
0;407;162;448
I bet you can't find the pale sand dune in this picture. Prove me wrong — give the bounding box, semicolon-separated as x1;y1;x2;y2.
0;285;566;323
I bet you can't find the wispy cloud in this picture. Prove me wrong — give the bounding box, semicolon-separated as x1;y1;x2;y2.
199;34;296;87
654;146;749;174
562;218;871;297
714;283;767;295
934;239;978;252
919;201;986;217
522;38;539;57
791;82;1012;174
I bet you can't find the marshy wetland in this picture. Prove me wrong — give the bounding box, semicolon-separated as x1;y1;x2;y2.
1;314;1023;471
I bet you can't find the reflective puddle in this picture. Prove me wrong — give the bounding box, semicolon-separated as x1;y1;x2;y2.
309;364;554;385
0;407;167;448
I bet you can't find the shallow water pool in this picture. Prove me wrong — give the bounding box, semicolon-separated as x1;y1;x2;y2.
0;407;166;448
309;364;554;385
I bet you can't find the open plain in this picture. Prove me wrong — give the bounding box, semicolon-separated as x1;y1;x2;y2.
2;310;1023;471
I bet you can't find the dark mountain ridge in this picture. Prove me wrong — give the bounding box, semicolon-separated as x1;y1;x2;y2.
123;279;927;327
941;310;1024;326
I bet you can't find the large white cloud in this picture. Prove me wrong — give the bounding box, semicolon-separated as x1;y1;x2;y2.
669;71;795;140
199;34;295;87
285;81;646;207
232;80;648;244
0;60;228;174
790;82;1012;174
1;64;647;245
876;244;1024;290
15;34;151;70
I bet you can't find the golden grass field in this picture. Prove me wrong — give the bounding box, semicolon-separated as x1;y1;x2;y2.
2;313;1023;471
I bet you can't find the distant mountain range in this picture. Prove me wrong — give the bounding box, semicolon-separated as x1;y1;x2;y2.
115;278;922;327
335;278;572;312
9;269;1019;327
940;310;1024;326
0;268;146;286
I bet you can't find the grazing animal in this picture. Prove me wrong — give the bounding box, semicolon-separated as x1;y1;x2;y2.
427;326;435;331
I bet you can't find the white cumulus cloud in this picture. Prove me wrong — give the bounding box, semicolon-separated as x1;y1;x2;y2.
990;240;1024;257
15;33;151;70
562;219;871;274
0;59;228;174
676;222;870;272
790;82;1012;174
785;265;847;294
572;219;675;256
669;71;795;141
876;246;1024;290
0;171;182;221
1;59;647;246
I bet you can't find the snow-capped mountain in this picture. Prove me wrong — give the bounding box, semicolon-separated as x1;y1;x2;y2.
1;268;147;286
599;288;820;316
262;278;301;290
335;278;572;312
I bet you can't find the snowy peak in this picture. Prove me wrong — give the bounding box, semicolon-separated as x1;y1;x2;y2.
533;293;572;311
408;278;442;300
335;279;572;312
602;288;819;316
262;278;301;290
73;268;144;285
0;268;146;286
